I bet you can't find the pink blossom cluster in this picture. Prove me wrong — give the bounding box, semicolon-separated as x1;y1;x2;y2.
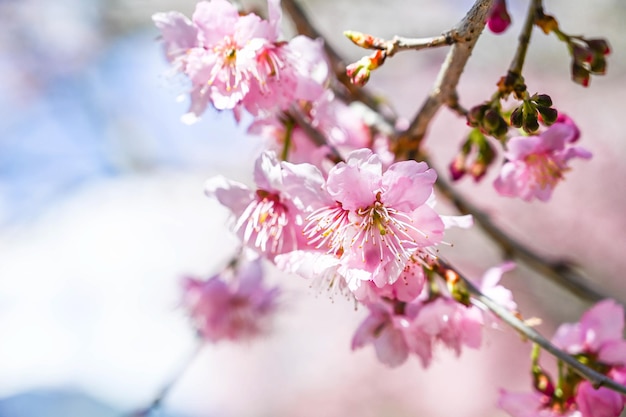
181;257;280;342
153;0;327;121
351;262;517;367
499;300;626;417
494;115;592;202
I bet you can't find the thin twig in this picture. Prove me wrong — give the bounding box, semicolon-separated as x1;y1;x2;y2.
509;0;542;76
280;0;397;123
127;341;203;417
394;0;495;159
432;168;611;304
434;259;626;395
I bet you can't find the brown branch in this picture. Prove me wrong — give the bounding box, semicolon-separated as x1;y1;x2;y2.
394;0;495;160
434;259;626;395
433;170;611;304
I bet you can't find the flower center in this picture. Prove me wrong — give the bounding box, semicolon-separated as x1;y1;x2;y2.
351;193;427;266
525;153;566;189
235;190;294;255
304;203;350;257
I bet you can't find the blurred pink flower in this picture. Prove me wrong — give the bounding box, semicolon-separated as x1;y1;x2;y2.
494;120;592;202
552;299;626;365
182;258;280;342
205;151;323;258
575;381;623;417
498;390;581;417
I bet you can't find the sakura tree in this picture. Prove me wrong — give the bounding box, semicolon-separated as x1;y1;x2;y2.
138;0;626;415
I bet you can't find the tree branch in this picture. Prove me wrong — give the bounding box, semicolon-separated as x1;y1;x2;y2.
434;258;626;395
394;0;495;160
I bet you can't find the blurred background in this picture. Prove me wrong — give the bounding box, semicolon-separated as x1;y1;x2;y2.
0;0;625;416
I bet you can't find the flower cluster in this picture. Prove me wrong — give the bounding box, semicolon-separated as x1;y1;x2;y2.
499;300;626;417
494;115;592;202
153;0;326;121
181;257;280;342
151;1;623;415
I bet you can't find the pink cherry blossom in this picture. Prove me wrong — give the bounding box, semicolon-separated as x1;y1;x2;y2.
318;149;443;288
575;381;624;417
494;119;592;202
351;302;413;367
181;258;280;342
498;390;581;417
487;0;512;34
205;151;323;258
552;299;626;366
408;297;483;367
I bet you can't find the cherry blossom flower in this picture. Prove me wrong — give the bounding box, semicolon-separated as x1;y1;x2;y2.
552;299;626;366
351;302;414;367
498;390;581;417
494;119;592;202
314;149;443;288
181;258;280;342
205;151;323;258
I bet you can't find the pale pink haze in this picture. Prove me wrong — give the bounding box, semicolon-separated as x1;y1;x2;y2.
494;117;592;202
181;258;279;342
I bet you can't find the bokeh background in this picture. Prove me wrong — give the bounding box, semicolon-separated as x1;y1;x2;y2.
1;0;625;416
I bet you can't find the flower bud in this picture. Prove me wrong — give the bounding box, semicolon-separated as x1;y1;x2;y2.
571;61;590;87
486;0;511;34
510;106;523;128
586;38;611;56
523;109;539;133
532;94;552;107
467;104;488;127
346;61;371;86
449;154;466;181
537;106;558;125
483;108;508;140
344;30;379;49
590;55;607;75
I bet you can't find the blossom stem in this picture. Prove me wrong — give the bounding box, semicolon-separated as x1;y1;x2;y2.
280;0;397;123
431;168;617;306
127;341;204;416
508;0;542;76
435;258;626;396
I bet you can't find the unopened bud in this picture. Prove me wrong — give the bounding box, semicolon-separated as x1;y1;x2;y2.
467;104;488;127
344;30;377;49
449;154;466;181
572;44;593;64
534;12;559;34
571;62;590;87
586;38;611;56
532;94;552;107
523;111;539;133
510;106;523;128
590;55;607;75
346;60;371;86
537;106;558;125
